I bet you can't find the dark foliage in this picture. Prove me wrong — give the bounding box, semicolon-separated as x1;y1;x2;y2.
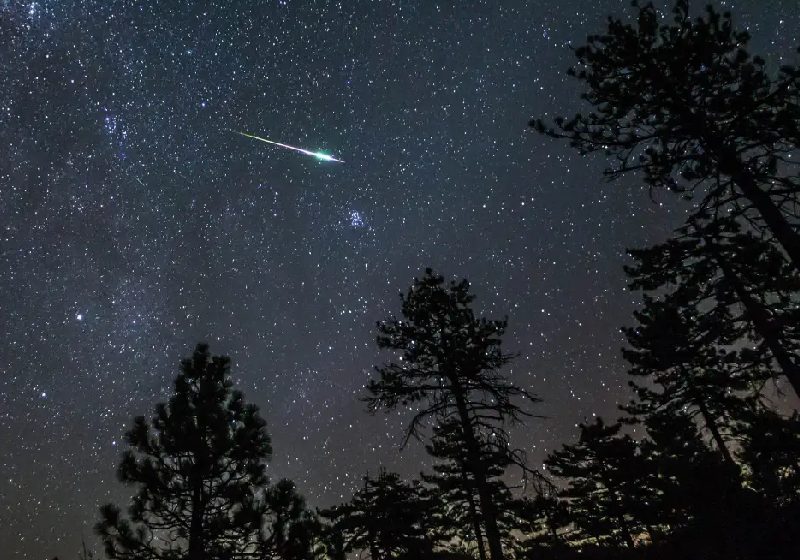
531;0;800;270
622;294;747;465
422;418;529;559
515;494;572;551
540;410;800;559
95;343;318;560
545;418;647;548
637;410;743;541
624;214;800;398
364;268;541;560
260;479;322;560
525;2;800;556
737;407;800;509
320;469;435;560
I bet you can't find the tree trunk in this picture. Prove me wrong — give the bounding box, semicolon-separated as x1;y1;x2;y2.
706;138;800;273
690;117;800;271
710;241;800;398
684;367;737;468
697;394;736;467
458;463;488;560
450;383;505;560
728;167;800;274
188;474;205;560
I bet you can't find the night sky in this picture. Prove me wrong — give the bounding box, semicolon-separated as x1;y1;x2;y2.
1;1;797;557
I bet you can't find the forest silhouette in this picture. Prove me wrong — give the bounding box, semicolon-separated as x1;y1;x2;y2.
54;2;799;559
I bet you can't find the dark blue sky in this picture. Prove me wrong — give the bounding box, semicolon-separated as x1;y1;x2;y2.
1;1;797;557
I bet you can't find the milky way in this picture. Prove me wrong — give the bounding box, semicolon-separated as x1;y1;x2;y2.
1;1;797;557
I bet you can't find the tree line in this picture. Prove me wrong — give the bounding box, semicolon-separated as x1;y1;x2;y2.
58;2;799;559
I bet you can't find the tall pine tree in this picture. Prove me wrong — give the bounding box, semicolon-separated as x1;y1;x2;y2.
421;418;526;560
531;0;800;270
637;409;742;542
96;344;272;560
624;215;800;397
364;269;540;560
622;296;750;466
737;407;800;510
545;418;646;548
320;469;434;560
259;478;322;560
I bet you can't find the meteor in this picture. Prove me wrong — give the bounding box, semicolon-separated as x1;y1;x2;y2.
233;130;343;163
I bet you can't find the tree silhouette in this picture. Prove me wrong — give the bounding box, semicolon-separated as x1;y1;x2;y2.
545;418;646;548
624;215;800;397
320;469;434;560
259;479;322;560
320;528;346;560
364;268;539;560
737;407;800;510
531;0;800;271
96;343;272;560
637;409;742;543
421;418;527;560
622;295;751;466
528;5;800;551
422;418;490;560
515;494;572;555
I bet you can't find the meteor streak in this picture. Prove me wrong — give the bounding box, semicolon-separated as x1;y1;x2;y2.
233;130;343;163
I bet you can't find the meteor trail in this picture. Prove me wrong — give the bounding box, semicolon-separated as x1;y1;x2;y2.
233;130;343;163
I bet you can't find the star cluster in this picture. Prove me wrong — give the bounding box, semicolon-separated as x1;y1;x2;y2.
0;1;796;557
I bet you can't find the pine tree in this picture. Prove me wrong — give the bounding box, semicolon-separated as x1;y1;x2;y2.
622;296;751;466
531;0;800;270
259;479;322;560
637;409;742;541
421;419;526;560
516;494;572;552
624;215;800;397
320;528;346;560
732;407;800;557
422;419;490;560
544;418;646;548
364;269;540;560
623;409;779;559
320;469;434;560
96;343;272;560
737;408;800;509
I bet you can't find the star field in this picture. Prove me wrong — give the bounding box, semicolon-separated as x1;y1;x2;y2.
0;1;797;557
